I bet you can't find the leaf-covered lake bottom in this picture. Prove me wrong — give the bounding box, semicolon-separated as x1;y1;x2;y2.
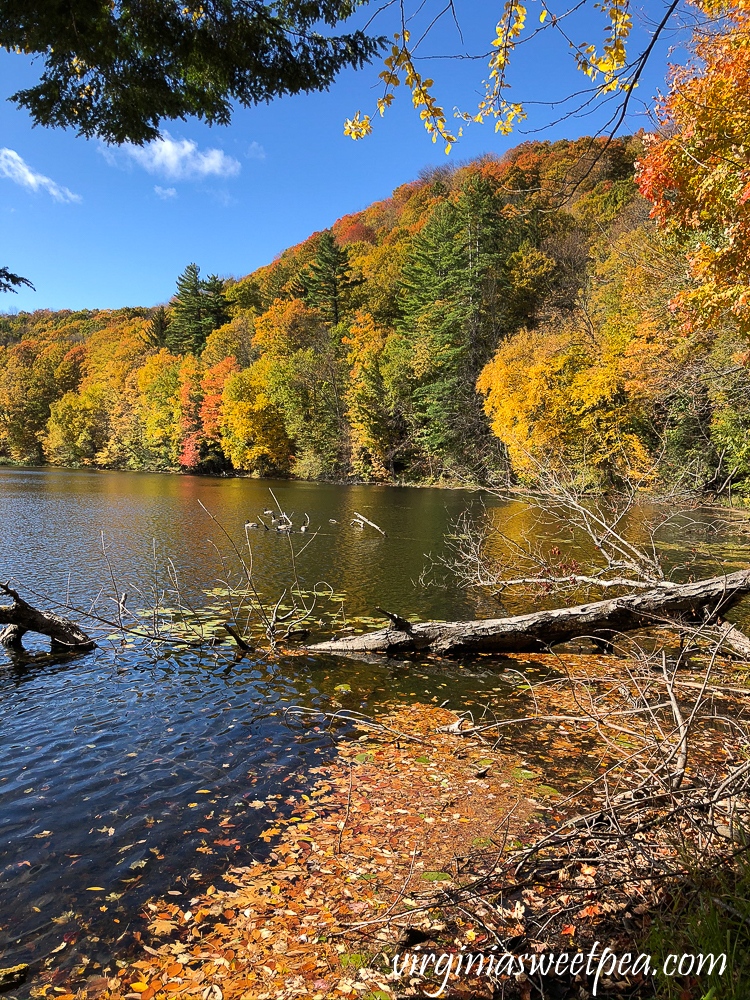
1;641;559;994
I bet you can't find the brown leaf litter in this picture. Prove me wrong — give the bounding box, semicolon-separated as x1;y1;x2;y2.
48;704;540;1000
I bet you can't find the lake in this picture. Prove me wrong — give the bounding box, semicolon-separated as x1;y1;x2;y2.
0;467;747;986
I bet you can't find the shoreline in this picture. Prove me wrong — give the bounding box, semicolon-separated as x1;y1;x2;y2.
1;461;747;511
34;650;750;1000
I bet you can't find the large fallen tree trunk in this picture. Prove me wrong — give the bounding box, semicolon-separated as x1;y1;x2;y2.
310;568;750;658
0;583;96;652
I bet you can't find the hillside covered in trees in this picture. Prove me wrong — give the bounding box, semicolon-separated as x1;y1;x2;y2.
1;129;748;491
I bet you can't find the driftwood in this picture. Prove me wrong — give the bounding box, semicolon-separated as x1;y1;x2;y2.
311;568;750;658
0;583;96;652
352;512;387;537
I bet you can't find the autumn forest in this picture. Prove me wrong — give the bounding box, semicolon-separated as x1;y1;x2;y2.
5;2;750;998
2;5;749;496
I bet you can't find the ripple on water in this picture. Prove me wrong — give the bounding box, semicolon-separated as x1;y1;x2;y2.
0;646;334;972
1;469;748;983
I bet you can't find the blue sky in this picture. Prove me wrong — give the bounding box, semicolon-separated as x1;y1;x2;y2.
0;2;683;313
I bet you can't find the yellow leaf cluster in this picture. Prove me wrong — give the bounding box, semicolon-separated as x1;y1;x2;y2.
346;1;637;150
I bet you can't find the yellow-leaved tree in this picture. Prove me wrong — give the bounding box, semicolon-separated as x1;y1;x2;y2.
477;321;653;484
477;220;690;485
219;367;291;475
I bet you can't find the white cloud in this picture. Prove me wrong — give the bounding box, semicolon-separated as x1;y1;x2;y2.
209;189;238;208
0;148;81;203
112;132;241;181
154;185;178;200
246;141;266;160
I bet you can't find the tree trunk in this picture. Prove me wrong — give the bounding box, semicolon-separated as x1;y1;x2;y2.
0;584;95;652
310;569;750;658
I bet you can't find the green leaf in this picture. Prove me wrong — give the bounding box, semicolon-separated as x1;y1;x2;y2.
421;871;452;881
341;952;368;969
537;784;560;797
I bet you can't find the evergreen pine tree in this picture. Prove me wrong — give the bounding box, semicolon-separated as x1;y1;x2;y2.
400;202;466;316
167;265;229;354
168;263;205;355
302;231;356;325
202;274;230;333
0;266;34;293
397;180;529;465
455;172;516;366
143;306;172;349
398;202;470;457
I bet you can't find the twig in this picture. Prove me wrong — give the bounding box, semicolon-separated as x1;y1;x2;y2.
352;511;387;537
337;762;354;854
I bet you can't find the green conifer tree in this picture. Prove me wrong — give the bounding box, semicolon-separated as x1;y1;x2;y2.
302;231;356;325
455;172;518;365
0;266;34;293
397;178;532;465
143;305;172;349
398;202;470;457
167;263;205;355
167;265;229;354
202;274;230;333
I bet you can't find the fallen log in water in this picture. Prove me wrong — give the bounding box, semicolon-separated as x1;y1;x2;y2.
0;583;96;652
310;568;750;658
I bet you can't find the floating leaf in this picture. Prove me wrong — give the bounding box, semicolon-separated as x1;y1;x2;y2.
536;784;560;797
512;768;538;780
340;952;368;969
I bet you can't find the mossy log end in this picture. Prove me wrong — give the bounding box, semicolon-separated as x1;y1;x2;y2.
0;583;96;652
310;569;750;658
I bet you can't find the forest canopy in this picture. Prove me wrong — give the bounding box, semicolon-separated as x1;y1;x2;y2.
0;0;748;492
1;32;749;496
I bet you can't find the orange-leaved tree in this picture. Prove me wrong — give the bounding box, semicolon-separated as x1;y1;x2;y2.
637;0;750;334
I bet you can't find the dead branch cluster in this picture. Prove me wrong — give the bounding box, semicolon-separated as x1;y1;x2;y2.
0;492;342;662
297;627;750;996
430;474;727;602
432;650;750;996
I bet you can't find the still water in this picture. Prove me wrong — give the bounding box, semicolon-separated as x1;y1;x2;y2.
0;467;746;984
0;468;514;983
